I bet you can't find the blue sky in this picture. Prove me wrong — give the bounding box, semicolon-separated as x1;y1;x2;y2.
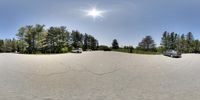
0;0;200;46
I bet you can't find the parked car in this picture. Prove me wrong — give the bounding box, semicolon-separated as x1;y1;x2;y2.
72;48;83;53
163;50;182;58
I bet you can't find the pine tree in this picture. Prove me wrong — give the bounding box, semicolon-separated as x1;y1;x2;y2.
112;39;119;49
186;32;194;53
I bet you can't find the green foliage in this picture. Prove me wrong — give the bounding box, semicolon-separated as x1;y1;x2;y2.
113;47;160;55
156;46;165;53
10;24;98;54
61;47;68;53
112;36;158;54
0;39;16;52
0;39;4;52
161;31;180;50
138;35;156;51
161;31;200;53
114;46;134;53
132;50;161;55
193;40;200;53
112;39;119;49
44;26;69;53
112;48;129;53
83;33;98;51
186;32;194;53
70;30;83;49
98;45;111;51
2;25;200;55
16;24;46;54
112;48;134;53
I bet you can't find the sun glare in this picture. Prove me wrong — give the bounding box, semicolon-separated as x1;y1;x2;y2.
85;7;105;20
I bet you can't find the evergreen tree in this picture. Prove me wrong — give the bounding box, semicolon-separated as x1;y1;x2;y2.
161;31;170;50
193;40;200;53
180;34;187;53
34;24;45;53
83;33;89;50
112;39;119;49
186;32;194;53
70;30;83;49
45;26;69;53
0;39;3;52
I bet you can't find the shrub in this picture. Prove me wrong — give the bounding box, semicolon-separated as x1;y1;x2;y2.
98;45;111;51
61;47;68;53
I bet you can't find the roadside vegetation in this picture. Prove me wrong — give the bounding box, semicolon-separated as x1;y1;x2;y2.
0;25;200;54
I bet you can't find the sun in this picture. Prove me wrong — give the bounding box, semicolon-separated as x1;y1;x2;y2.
85;7;105;20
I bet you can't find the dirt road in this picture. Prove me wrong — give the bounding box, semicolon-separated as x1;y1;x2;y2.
0;51;200;100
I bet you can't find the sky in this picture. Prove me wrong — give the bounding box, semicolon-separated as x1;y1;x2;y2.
0;0;200;46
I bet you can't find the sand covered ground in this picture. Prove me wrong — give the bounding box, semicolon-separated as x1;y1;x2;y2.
0;51;200;100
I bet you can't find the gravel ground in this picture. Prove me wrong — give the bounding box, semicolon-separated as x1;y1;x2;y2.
0;51;200;100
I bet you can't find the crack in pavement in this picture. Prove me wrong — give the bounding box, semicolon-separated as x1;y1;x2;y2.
83;67;120;76
60;62;121;76
7;62;121;77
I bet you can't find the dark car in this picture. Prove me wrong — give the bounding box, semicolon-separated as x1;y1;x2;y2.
163;50;182;58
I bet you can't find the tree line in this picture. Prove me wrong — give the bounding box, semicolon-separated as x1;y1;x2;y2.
161;31;200;53
111;31;200;54
0;24;98;54
1;26;200;54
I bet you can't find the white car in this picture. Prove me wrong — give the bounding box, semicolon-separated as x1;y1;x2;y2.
72;48;83;53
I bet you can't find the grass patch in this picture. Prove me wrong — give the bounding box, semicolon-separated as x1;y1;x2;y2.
112;48;130;53
132;50;161;55
112;49;162;55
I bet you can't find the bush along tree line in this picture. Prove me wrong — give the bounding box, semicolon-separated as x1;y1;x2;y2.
0;24;98;54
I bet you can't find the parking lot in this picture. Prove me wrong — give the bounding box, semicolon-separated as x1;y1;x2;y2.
0;51;200;100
